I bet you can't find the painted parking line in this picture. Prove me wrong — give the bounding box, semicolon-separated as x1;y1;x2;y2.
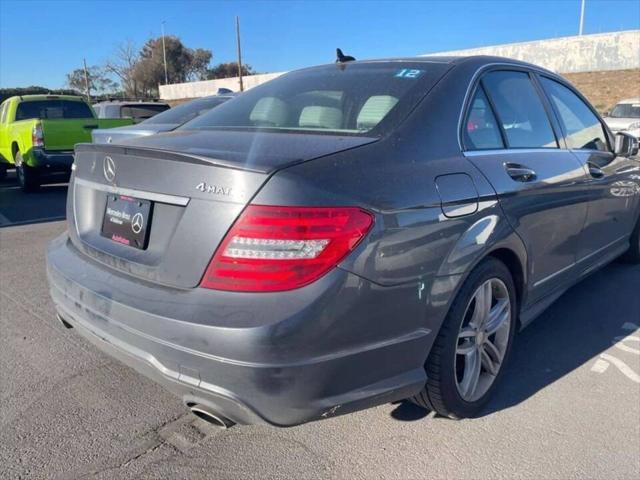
591;321;640;383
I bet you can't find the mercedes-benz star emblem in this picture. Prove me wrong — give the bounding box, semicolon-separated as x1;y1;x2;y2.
131;213;144;234
103;156;116;182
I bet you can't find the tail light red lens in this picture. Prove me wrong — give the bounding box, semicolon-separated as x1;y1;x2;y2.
200;205;374;292
32;123;44;148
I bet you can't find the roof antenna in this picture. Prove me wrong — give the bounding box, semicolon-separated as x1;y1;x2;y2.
336;48;356;63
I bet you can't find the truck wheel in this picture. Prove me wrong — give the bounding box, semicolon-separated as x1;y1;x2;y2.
15;152;40;192
410;258;517;419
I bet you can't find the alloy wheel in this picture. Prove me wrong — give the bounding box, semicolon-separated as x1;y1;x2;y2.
455;278;512;402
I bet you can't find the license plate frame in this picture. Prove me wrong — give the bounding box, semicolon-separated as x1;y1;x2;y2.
100;194;152;250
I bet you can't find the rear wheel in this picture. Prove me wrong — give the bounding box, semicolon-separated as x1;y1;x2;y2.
15;152;40;192
411;258;517;419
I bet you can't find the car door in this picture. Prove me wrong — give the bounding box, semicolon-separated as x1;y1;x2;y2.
538;76;640;264
462;69;591;304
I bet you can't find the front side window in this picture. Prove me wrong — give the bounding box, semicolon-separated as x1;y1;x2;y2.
482;71;558;149
183;62;450;136
464;87;503;150
15;100;94;120
540;77;609;152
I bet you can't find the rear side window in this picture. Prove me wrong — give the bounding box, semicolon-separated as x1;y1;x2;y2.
482;71;557;149
15;100;94;120
540;77;609;152
464;87;503;150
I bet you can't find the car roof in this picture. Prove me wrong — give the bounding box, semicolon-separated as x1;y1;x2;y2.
294;55;557;77
93;100;169;106
9;94;86;102
616;97;640;104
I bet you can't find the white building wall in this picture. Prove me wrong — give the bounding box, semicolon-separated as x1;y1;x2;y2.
160;31;639;100
422;30;640;73
159;72;285;100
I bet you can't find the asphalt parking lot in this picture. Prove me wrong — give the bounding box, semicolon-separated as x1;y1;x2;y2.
1;172;639;480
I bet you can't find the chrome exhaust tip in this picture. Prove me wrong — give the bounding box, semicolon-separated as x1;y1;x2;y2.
188;404;235;429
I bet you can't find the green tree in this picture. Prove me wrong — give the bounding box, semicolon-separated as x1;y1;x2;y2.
66;66;118;96
132;36;213;95
206;62;255;80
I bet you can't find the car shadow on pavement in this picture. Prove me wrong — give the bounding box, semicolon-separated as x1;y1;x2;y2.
390;261;640;421
0;169;68;228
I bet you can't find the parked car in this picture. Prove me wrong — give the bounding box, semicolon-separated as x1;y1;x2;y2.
604;97;640;138
92;95;234;144
47;56;640;428
0;95;133;191
93;100;170;123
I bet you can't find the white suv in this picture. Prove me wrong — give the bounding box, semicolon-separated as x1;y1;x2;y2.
604;97;640;138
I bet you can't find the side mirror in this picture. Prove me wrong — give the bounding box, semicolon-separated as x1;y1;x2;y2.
614;132;639;157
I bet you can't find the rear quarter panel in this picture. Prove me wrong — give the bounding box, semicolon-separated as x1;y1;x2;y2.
253;59;528;356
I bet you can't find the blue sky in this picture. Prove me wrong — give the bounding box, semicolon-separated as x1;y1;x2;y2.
1;0;639;89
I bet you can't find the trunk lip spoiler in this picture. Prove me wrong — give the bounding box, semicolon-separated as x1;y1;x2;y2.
74;143;268;174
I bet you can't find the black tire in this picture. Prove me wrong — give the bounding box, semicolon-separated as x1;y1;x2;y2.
0;164;7;180
15;152;40;192
621;214;640;264
411;257;517;419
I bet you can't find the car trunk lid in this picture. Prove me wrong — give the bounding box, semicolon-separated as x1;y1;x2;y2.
68;133;376;288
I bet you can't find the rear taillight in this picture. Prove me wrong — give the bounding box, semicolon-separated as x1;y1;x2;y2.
200;205;374;292
32;123;44;147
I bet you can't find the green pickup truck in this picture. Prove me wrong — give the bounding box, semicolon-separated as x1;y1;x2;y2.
0;95;133;191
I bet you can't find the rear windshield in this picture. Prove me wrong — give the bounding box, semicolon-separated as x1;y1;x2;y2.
144;97;229;125
610;103;640;118
120;104;170;120
15;100;93;120
183;62;449;136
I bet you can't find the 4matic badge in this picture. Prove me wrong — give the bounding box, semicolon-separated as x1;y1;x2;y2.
196;182;232;196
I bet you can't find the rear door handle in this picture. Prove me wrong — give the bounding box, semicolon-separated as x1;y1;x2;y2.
588;163;605;179
505;163;537;182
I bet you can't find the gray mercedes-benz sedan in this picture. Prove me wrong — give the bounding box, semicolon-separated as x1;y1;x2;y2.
47;56;640;428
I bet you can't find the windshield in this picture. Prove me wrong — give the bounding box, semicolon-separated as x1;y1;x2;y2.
610;103;640;118
144;97;230;125
120;104;169;120
15;100;93;120
183;62;449;136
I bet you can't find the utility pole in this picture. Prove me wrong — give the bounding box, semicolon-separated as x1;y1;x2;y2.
161;21;169;85
236;16;244;92
579;0;586;35
83;58;91;101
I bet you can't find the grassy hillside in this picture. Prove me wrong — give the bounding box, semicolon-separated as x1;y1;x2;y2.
564;69;640;114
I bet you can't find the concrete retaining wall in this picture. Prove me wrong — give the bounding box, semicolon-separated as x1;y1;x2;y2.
159;30;639;100
422;30;640;73
159;72;285;100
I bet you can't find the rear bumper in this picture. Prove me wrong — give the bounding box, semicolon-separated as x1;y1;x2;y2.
46;233;433;426
30;149;74;173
